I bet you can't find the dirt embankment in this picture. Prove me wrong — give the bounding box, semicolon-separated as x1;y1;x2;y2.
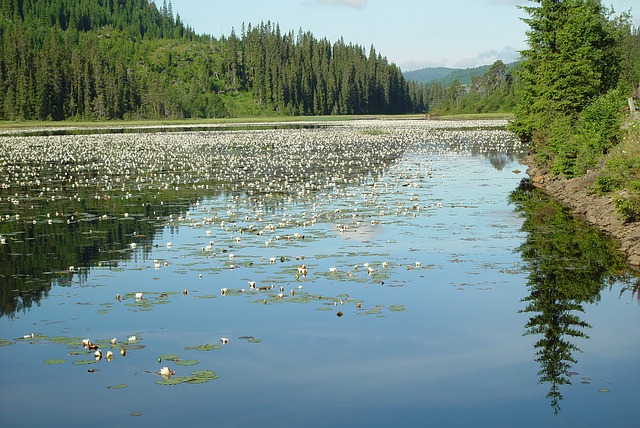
525;158;640;270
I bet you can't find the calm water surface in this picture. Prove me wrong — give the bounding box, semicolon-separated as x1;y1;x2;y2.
0;120;638;427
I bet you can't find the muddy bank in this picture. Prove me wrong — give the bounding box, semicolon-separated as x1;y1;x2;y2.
525;158;640;270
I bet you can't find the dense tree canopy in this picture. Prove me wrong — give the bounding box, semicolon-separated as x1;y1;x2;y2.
510;0;623;142
0;0;413;120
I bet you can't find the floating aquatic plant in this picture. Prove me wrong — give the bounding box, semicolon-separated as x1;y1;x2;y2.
184;344;221;351
155;370;219;386
107;384;128;389
175;359;199;366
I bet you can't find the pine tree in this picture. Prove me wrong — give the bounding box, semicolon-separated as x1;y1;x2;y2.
511;0;620;142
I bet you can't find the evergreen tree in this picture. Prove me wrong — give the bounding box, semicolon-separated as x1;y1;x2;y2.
510;0;620;143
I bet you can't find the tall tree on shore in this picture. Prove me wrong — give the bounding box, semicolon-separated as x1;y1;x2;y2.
510;0;621;143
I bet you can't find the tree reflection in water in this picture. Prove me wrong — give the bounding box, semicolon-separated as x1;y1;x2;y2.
510;178;638;415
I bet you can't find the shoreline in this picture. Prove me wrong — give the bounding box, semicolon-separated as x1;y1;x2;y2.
525;157;640;270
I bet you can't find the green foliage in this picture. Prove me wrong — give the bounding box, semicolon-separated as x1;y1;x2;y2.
548;88;626;177
0;0;415;121
593;121;640;219
510;0;622;143
613;193;640;222
408;60;520;115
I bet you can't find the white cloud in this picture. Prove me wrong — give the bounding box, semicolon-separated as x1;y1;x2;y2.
318;0;368;8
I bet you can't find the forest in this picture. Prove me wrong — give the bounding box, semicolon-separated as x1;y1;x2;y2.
0;0;416;120
1;0;638;121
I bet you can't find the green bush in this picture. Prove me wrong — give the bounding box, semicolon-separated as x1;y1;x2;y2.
547;89;626;177
613;192;640;222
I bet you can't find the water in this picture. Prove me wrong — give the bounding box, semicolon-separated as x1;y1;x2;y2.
0;120;638;427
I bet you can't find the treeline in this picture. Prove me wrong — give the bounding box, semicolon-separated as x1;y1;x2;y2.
233;22;411;115
510;0;640;220
0;0;414;120
407;60;520;114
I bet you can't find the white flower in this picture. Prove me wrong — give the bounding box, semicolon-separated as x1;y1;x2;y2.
220;337;229;344
135;292;143;300
128;335;137;342
159;366;174;377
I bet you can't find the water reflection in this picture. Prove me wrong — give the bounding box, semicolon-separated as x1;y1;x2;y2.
509;179;639;415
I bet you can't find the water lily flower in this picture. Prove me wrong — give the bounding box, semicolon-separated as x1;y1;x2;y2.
128;335;137;342
220;288;228;295
120;347;126;357
106;350;114;360
94;349;102;360
135;292;143;300
159;366;175;377
220;337;229;344
109;338;117;345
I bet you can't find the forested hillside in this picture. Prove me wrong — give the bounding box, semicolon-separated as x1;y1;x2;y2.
0;0;413;120
407;60;520;114
404;63;504;86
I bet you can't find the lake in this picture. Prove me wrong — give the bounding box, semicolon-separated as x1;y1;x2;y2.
0;120;639;427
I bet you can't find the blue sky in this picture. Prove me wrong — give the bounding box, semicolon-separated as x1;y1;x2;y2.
162;0;638;70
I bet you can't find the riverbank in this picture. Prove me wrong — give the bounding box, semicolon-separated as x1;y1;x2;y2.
525;158;640;270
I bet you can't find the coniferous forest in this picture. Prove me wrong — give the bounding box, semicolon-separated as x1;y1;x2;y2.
1;0;639;121
0;0;416;120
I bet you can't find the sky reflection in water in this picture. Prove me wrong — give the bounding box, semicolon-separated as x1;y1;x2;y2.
0;121;638;427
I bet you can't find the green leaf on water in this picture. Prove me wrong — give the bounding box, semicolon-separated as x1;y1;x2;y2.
184;344;221;351
158;354;180;361
156;377;186;386
72;359;97;365
597;388;610;393
175;359;199;366
191;370;218;379
0;339;15;347
388;304;408;312
44;359;66;365
107;384;128;389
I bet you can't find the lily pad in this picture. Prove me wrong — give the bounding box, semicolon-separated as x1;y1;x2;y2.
156;376;186;385
191;370;218;379
388;304;408;312
72;359;97;365
107;384;128;389
44;359;66;365
184;344;221;351
158;354;180;361
597;388;611;393
0;339;15;347
175;359;199;366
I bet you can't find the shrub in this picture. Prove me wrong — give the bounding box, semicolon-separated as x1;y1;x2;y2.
613;192;640;222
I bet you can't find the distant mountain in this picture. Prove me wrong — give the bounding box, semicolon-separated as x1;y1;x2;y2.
404;62;518;86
